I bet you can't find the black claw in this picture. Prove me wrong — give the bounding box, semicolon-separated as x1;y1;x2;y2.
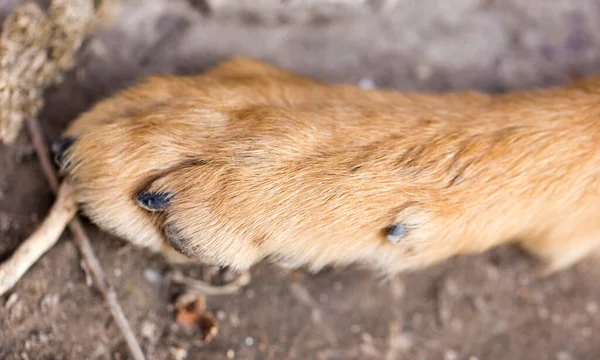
51;137;76;167
386;223;409;244
135;190;173;211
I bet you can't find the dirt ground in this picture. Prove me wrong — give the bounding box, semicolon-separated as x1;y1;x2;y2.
2;0;600;359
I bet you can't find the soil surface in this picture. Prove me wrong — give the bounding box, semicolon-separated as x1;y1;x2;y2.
2;0;600;359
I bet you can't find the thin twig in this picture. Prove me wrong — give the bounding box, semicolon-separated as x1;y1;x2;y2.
25;116;146;360
0;183;76;295
168;270;251;296
26;116;60;191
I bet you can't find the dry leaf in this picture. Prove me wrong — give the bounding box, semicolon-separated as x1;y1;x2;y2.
174;292;219;344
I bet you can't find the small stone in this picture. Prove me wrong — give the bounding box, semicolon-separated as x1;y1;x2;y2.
91;345;110;359
140;320;156;339
444;350;459;360
357;77;376;89
142;268;163;285
396;332;414;351
38;332;49;344
216;310;226;320
226;349;235;359
245;337;254;346
10;300;25;321
170;346;187;360
5;293;19;309
556;351;573;360
350;324;360;334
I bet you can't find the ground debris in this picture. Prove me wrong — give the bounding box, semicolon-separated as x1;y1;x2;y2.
174;292;218;345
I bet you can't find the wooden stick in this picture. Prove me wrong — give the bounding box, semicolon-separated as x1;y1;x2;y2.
24;116;146;360
0;183;76;295
168;270;251;296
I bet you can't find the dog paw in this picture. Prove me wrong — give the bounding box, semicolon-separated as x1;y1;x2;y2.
56;58;453;272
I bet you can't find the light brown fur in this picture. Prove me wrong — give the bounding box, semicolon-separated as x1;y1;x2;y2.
58;57;600;276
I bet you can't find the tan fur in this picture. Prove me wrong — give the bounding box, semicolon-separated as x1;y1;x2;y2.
58;57;600;275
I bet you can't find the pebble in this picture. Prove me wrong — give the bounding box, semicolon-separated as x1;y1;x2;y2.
245;337;254;346
396;332;414;351
170;346;188;360
5;293;19;309
142;268;163;285
444;350;459;360
38;332;49;344
140;320;156;339
10;300;25;321
226;349;235;359
90;345;110;359
357;77;376;89
556;351;573;360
